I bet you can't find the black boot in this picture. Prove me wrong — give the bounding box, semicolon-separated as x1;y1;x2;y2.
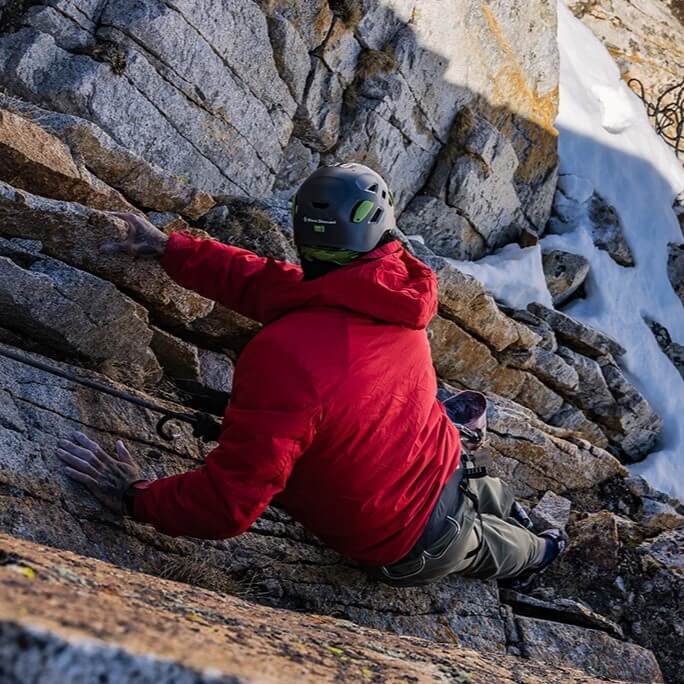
510;501;536;531
505;529;570;592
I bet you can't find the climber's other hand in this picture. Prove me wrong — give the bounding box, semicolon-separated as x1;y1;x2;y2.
56;431;143;514
100;211;169;258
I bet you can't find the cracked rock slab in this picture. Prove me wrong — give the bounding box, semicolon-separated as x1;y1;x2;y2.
597;358;663;461
515;616;662;682
0;237;156;385
431;260;540;352
0;2;292;197
0;181;213;325
530;491;572;531
528;303;626;359
0;94;215;220
0;348;506;653
0;107;133;212
500;590;624;639
0;534;622;684
398;194;487;260
545;513;684;684
0;96;216;220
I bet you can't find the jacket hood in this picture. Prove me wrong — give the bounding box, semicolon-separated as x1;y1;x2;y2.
264;241;438;329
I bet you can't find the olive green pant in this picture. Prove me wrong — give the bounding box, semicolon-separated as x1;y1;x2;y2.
380;477;545;585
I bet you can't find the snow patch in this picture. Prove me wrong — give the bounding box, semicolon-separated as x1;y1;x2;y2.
591;84;636;134
553;2;684;497
448;245;553;309
466;3;684;497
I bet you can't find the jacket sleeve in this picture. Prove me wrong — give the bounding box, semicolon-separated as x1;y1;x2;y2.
161;232;302;323
132;406;318;539
131;337;320;540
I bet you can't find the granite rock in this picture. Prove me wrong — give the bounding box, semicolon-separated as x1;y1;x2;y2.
0;108;133;212
530;491;573;531
0;181;213;325
0;534;633;684
542;249;590;306
0;237;156;386
398;194;487;260
527;303;626;359
544;513;684;683
588;193;635;267
667;242;684;306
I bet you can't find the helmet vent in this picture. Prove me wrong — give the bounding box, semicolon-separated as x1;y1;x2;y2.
381;189;387;199
352;200;375;223
370;208;383;223
312;201;330;209
367;183;379;193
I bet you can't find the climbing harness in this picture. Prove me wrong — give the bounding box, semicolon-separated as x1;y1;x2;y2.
443;390;487;450
380;390;490;582
0;346;223;443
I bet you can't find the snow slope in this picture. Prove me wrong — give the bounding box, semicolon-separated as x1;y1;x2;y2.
553;1;684;497
467;2;684;497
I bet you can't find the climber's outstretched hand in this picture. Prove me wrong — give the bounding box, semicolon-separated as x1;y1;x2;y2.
56;431;143;514
100;211;169;258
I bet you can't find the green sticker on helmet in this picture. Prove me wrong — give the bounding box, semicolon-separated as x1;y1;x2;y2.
313;224;326;233
352;200;375;223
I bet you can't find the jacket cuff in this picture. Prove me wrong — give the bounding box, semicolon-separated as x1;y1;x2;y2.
160;232;199;279
126;480;154;520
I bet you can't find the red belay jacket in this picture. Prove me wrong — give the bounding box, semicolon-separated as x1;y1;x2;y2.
133;233;462;566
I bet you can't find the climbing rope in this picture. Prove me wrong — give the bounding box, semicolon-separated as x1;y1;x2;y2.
628;77;684;159
0;346;223;443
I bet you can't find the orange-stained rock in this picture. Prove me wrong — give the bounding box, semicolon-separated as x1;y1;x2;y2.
0;108;133;212
0;533;637;684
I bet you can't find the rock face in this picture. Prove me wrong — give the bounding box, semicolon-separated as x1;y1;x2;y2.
544;511;684;683
0;0;559;258
0;348;664;682
0;180;213;325
0;2;679;682
0;108;133;212
0;95;216;220
0;237;158;386
0;534;636;684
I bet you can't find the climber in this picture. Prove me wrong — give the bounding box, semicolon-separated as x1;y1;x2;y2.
55;162;567;588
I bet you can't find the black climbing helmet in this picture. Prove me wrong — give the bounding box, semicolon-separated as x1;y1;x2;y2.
292;163;397;253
